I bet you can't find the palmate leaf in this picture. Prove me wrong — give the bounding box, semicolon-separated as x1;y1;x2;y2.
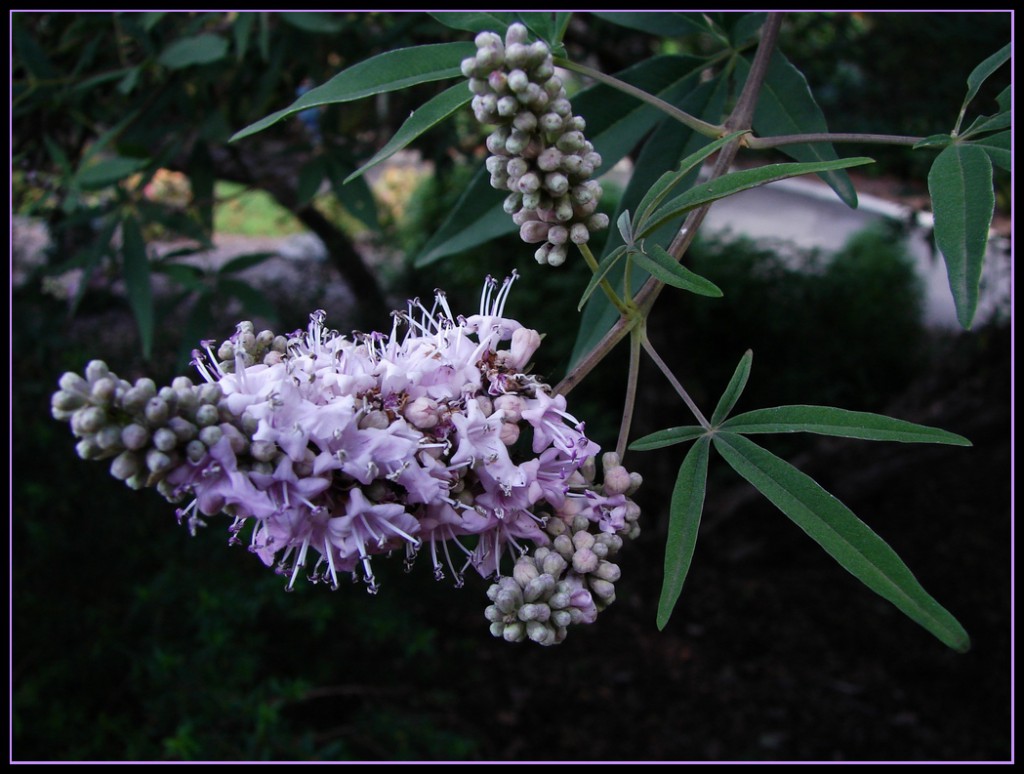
722;405;971;445
712;432;970;652
956;42;1011;133
658;436;712;630
968;130;1011;172
927;143;994;329
230;42;474;142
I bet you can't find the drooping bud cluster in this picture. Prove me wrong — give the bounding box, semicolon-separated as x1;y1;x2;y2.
484;451;642;644
52;274;642;644
462;24;610;266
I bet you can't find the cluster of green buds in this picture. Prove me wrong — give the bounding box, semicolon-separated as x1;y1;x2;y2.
50;360;226;504
484;452;642;645
462;23;609;266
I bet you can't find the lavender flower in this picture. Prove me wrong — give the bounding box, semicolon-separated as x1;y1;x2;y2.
52;274;642;643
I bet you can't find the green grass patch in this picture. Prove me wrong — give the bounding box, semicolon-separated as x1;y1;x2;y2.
213;181;305;237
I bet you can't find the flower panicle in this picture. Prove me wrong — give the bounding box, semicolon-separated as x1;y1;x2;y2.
463;24;609;266
51;276;641;645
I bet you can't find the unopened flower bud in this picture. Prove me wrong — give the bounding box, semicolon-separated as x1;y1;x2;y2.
520;220;550;244
73;406;106;435
547;225;568;245
404;396;439;429
547;244;567;267
568;223;590;244
513;558;540;587
518;603;551;623
505;22;529;45
572;547;600;574
110;451;141;481
589;578;616;602
499;422;520;446
185;439;207;463
152;427;178;452
85;360;110;383
121;423;150;450
526;620;556;645
506;68;529;93
588;213;610;231
146;448;172;474
502;621;526;642
594;560;621;582
524;573;556;603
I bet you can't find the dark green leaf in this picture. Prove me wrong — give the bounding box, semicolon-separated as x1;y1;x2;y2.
412;165;514;267
68;216;119;317
12;18;57;80
960;110;1011;139
158;34;228;69
571;55;706;177
995;85;1009;112
629;425;707;452
969;130;1010;172
616;210;633;245
577;245;628;311
428;12;514;33
570;73;728;370
590;12;707;37
139;12;166;31
231;42;474;142
516;12;556;43
928;143;994;329
632;244;723;297
324;155;378;230
641;157;874;239
551;12;573;46
217;252;277;276
960;42;1010;121
121;214;154;360
737;52;858;207
233;12;255;61
279;12;345;34
188;141;215;233
913;133;953;150
117;67;142;95
634;130;748;234
711;349;752;426
712;432;970;652
176;291;214;371
658;437;711;630
722;405;971;445
345;84;472;183
75;156;150;190
153;263;207;292
218;277;278;321
296;158;324;207
730;12;767;46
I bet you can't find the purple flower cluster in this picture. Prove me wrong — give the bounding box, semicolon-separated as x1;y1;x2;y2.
53;275;642;642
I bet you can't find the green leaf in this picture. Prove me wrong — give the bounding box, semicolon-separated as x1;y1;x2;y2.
233;12;255;61
913;133;953;150
968;130;1010;172
139;12;166;31
571;55;706;177
412;165;514;267
121;214;154;360
516;12;557;43
722;405;972;445
324;154;378;230
577;246;628;311
711;349;752;426
428;12;514;34
995;85;1009;112
296;158;324;207
657;436;711;630
634;130;748;234
629;425;707;452
12;18;57;80
75;156;150;190
346;84;472;183
736;52;858;208
217;277;278;321
590;12;707;37
928;143;994;329
153;263;207;292
959;42;1011;125
640;157;874;240
712;432;970;652
230;42;474;142
632;244;723;297
570;73;728;371
188;140;215;233
158;34;228;69
961;109;1011;139
730;12;767;46
279;12;346;34
216;252;277;276
176;290;214;371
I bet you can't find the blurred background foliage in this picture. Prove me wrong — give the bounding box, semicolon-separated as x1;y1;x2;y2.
12;11;1010;762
